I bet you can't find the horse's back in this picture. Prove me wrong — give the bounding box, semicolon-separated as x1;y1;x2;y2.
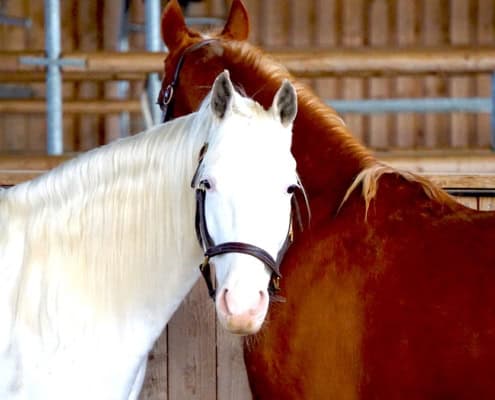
246;175;495;399
359;175;495;398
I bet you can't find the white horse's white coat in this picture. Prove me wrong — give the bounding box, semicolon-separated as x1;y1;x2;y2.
0;71;298;399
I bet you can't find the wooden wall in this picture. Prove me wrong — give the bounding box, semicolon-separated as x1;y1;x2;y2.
1;0;495;152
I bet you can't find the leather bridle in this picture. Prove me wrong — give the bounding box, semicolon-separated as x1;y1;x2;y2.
159;41;303;301
158;39;219;123
192;144;298;301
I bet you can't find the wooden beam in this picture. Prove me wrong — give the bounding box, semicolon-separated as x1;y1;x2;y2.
0;71;148;82
1;47;495;80
0;100;142;114
426;174;495;189
1;153;495;190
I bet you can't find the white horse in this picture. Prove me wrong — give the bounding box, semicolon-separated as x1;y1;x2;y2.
0;71;298;400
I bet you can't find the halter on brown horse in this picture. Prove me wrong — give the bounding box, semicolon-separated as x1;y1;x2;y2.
159;1;495;398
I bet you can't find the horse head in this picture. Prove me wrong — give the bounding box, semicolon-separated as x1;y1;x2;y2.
159;0;253;120
192;70;297;334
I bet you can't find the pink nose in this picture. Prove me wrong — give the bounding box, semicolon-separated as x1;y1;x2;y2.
217;289;267;334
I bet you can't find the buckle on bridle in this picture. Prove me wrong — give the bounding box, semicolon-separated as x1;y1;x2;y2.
200;255;210;272
162;85;174;106
271;275;281;292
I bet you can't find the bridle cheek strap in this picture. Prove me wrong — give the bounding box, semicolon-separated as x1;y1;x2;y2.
194;187;289;301
159;39;219;123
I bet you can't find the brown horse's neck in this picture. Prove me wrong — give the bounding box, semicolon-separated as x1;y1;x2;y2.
224;43;375;223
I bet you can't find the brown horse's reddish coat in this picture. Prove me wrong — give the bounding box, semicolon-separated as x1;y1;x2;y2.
161;1;495;398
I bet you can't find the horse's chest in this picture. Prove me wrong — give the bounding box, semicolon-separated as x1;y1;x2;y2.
2;328;146;400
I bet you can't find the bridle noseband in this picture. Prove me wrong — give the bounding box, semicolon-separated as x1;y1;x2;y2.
158;39;219;123
192;144;297;301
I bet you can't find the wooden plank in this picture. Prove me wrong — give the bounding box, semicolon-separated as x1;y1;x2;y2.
394;0;419;148
313;0;339;113
61;0;77;152
368;0;391;149
25;0;46;152
0;100;142;114
290;0;312;47
128;0;147;136
422;0;450;148
0;170;44;185
77;0;102;151
209;0;226;18
216;322;252;400
454;196;478;210
479;196;495;211
242;0;261;44
1;0;27;151
450;0;475;148
167;283;216;400
1;151;495;182
289;1;315;106
4;48;495;76
476;0;494;147
103;0;123;143
379;149;495;173
341;0;364;142
260;0;288;47
187;0;208;17
0;154;70;169
426;173;495;189
139;329;168;400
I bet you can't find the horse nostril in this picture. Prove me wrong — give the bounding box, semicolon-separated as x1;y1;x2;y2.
221;288;232;316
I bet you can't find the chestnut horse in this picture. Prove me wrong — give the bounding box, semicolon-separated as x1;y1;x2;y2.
159;1;495;398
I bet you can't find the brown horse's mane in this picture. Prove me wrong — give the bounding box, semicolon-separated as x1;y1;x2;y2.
223;41;372;159
340;163;459;218
220;40;455;213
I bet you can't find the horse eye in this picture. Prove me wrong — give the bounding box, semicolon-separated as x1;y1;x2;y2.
287;184;299;194
200;179;212;190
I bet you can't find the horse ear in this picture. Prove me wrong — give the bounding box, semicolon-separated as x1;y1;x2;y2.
221;0;250;40
211;70;234;119
161;0;190;49
272;80;298;127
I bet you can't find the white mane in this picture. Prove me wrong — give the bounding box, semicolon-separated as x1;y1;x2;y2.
0;102;217;338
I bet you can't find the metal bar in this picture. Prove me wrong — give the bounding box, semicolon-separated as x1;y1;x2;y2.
0;14;32;28
20;55;85;68
0;84;33;99
130;18;225;33
45;0;63;155
185;17;225;26
144;0;162;126
329;97;492;114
